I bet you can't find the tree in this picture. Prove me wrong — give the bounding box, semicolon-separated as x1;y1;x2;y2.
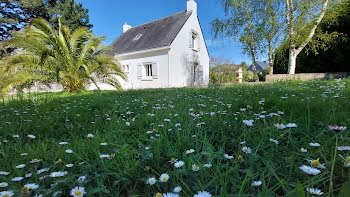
285;0;330;74
0;18;124;95
211;0;264;81
0;0;92;40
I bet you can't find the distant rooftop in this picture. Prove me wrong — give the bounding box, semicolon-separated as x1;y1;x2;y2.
247;61;270;72
106;11;192;55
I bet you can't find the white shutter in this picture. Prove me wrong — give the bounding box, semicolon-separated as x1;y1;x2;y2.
137;64;142;79
152;62;158;79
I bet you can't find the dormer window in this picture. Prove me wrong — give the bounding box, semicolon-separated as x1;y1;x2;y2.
133;34;143;41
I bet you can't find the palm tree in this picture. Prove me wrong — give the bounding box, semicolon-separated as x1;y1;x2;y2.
0;18;124;94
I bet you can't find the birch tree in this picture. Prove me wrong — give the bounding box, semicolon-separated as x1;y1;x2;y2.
285;0;329;74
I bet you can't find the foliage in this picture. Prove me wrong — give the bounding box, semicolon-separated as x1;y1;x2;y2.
0;18;124;94
209;65;238;84
0;79;349;196
0;0;92;40
243;70;255;82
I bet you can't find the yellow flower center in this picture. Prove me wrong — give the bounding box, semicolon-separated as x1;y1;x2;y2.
243;148;248;152
238;155;243;160
58;159;62;163
3;195;9;197
311;160;320;166
75;190;82;195
171;157;175;162
150;180;154;183
162;177;167;181
345;157;350;163
156;193;163;197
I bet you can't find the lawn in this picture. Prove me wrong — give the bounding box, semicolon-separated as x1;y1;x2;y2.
0;79;349;197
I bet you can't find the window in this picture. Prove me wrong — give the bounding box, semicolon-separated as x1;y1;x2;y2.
122;64;130;73
191;32;198;50
133;34;143;41
145;63;153;77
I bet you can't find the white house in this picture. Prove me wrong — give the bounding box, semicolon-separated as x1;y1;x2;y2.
95;0;210;90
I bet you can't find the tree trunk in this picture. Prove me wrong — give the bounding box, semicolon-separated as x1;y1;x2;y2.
288;47;297;74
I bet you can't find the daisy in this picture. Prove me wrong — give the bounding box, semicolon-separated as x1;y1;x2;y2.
194;191;212;197
192;164;200;171
13;134;20;138
299;165;321;175
59;142;69;145
70;187;86;197
24;183;39;190
100;143;107;146
328;125;347;131
25;173;32;178
308;159;326;169
169;157;178;163
275;124;286;129
0;182;8;187
174;161;185;168
20;153;28;156
309;142;321;147
338;146;350;151
27;134;36;139
301;148;308;153
224;154;234;159
242;146;252;154
203;163;212;168
87;134;94;139
65;149;73;154
49;171;68;178
37;168;50;174
11;177;24;181
243;120;254;127
252;180;262;187
145;147;150;150
0;171;10;176
146;177;156;185
78;176;86;183
238;155;244;162
286;123;297;128
0;191;14;197
30;159;41;163
173;186;182;193
16;164;26;169
159;173;170;182
186;149;195;154
162;193;179;197
306;188;324;196
269;138;279;145
66;164;74;168
340;156;350;167
100;154;109;158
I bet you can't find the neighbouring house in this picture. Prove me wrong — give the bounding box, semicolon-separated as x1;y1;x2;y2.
89;0;210;90
247;61;269;74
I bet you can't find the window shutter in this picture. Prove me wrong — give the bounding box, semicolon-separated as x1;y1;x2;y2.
137;64;142;79
152;62;158;79
198;65;203;85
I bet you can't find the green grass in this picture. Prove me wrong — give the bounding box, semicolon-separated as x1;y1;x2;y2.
0;79;350;197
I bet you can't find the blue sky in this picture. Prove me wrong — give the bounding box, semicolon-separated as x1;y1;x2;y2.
77;0;254;64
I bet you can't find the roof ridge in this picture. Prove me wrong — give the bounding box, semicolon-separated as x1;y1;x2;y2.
125;10;191;31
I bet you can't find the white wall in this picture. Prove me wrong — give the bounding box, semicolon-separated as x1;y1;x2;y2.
168;11;210;87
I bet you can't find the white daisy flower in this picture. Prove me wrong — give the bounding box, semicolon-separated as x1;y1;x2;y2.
275;124;286;129
24;183;39;190
100;143;107;146
306;188;324;196
25;173;32;178
49;171;68;178
173;186;182;193
37;168;50;174
11;177;24;181
27;134;36;139
70;186;86;197
299;165;321;175
159;173;170;182
30;159;41;163
163;193;179;197
192;164;200;171
125;122;130;126
0;182;8;187
146;177;156;185
0;171;10;176
66;164;74;168
269;138;279;145
87;134;94;139
16;164;26;169
342;156;350;167
301;148;308;152
337;146;350;151
203;163;212;168
309;142;321;147
194;191;212;197
224;154;234;159
145;147;150;150
242;146;252;154
174;161;185;168
78;176;86;183
20;153;28;156
286;123;297;128
308;158;326;169
0;191;14;197
59;142;69;145
13;134;20;138
252;180;262;186
65;149;73;154
186;149;195;154
243;120;254;126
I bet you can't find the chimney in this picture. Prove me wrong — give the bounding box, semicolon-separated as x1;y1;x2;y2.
123;22;131;33
187;0;197;15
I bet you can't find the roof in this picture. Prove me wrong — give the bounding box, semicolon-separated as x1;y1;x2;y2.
106;11;192;55
247;61;270;72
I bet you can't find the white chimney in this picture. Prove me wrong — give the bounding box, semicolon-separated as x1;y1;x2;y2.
123;22;131;33
187;0;197;15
